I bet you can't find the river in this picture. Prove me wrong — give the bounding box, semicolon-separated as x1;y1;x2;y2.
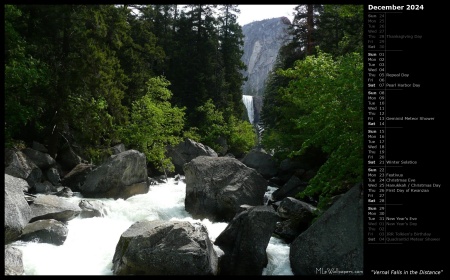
11;177;293;275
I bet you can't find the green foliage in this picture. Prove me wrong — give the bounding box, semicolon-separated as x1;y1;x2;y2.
315;5;364;56
118;5;166;107
262;4;363;137
5;5;249;159
4;5;134;158
119;76;185;172
216;5;247;117
84;146;113;165
53;5;131;156
194;99;256;155
67;95;115;147
260;5;364;210
226;115;257;156
4;5;49;145
163;5;246;129
263;50;363;209
194;99;227;151
182;127;201;143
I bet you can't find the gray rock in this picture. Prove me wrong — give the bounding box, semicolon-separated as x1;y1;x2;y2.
46;167;61;186
22;148;56;169
241;149;278;179
19;219;68;245
111;143;126;155
112;220;218;275
34;181;55;194
5;148;42;188
274;220;303;244
29;194;81;223
289;184;363;275
80;150;148;199
274;197;317;243
5;245;24;275
32;141;48;153
241;17;291;97
56;146;82;171
214;205;279;275
271;175;308;201
253;95;263;125
60;163;95;192
54;186;74;198
5;174;32;244
79;199;107;218
277;197;316;220
184;156;267;222
278;158;306;182
167;138;218;175
5;173;30;193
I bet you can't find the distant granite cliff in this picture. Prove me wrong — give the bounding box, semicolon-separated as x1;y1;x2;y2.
241;17;291;97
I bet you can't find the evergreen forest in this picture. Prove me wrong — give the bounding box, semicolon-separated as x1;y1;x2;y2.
4;4;363;209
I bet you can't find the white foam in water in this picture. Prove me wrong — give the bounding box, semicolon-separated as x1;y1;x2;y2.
263;237;294;275
11;177;293;275
264;185;278;205
13;217;132;275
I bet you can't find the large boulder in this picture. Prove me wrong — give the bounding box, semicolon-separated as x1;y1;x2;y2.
80;150;148;199
32;141;48;153
112;220;218;275
111;143;126;155
241;149;278;179
167;138;218;175
29;194;81;223
5;148;42;188
34;181;55;194
5;245;25;275
45;166;61;186
271;175;308;201
214;205;279;275
278;148;327;183
19;219;69;245
277;157;305;183
184;156;268;222
274;197;317;243
5;173;30;193
22;148;56;170
276;197;316;220
289;184;363;275
56;146;82;172
60;163;95;192
5;174;32;244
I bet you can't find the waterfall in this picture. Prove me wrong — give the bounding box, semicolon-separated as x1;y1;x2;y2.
242;95;255;124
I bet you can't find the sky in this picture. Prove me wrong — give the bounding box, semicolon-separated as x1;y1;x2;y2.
237;5;297;26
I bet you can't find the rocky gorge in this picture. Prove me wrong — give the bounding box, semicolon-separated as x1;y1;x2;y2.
5;15;363;277
5;137;363;275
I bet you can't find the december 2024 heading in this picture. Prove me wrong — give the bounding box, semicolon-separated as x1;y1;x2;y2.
368;4;424;10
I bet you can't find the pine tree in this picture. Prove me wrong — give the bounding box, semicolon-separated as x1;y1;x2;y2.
217;4;247;119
